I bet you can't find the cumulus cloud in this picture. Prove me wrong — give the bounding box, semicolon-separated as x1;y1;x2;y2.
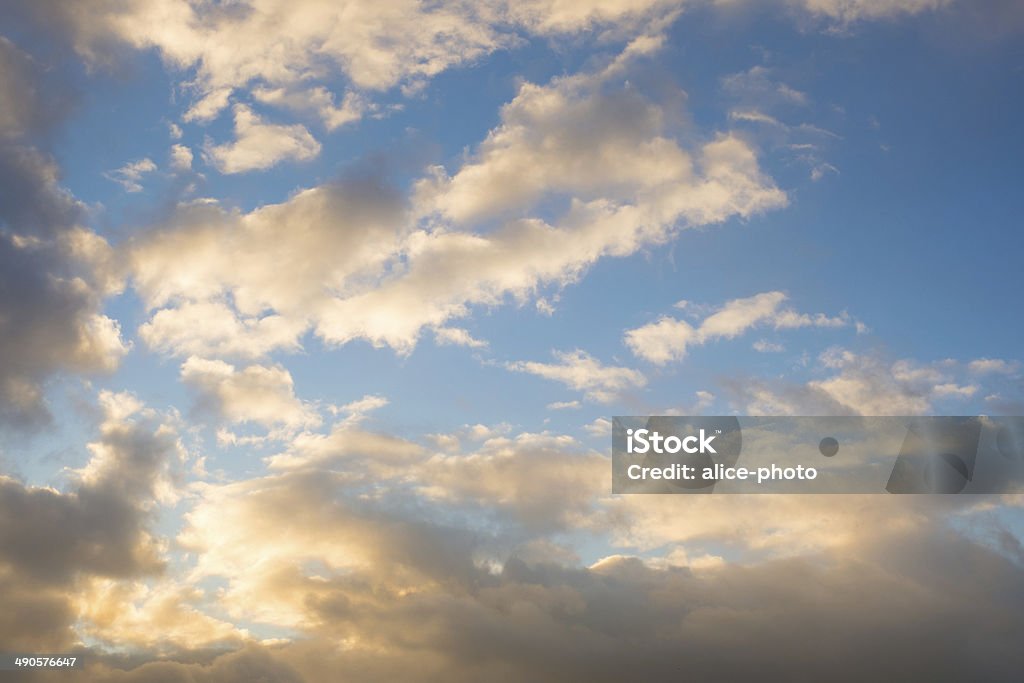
625;291;850;364
14;0;684;133
0;391;185;649
104;157;156;193
0;38;128;425
180;357;321;440
506;349;646;403
724;348;999;416
131;179;406;358
62;423;1023;681
204;105;321;173
253;86;373;131
169;143;193;171
129;38;786;358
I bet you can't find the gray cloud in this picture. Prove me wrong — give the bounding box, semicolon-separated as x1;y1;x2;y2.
0;36;127;426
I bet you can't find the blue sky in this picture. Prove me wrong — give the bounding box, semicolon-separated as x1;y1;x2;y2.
51;0;1023;449
2;0;1024;679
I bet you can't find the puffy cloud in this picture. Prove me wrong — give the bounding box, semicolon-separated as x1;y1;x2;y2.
0;234;128;426
129;38;786;357
204;105;321;173
416;432;608;531
584;417;613;436
103;157;156;193
77;578;247;652
180;357;321;437
625;291;849;364
14;0;684;131
130;179;406;358
724;348;1006;416
0;142;80;240
169;143;193;171
76;430;1024;682
314;48;786;351
253;86;372;131
0;391;185;651
506;349;647;403
0;58;127;424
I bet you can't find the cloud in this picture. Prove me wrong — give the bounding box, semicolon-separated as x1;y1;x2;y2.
0;49;128;425
130;179;406;358
0;391;182;601
969;358;1021;375
584;417;613;437
434;327;488;349
331;394;390;427
180;356;321;437
253;86;373;131
722;65;809;107
69;432;1024;681
204;105;321;173
793;0;955;23
104;157;156;192
724;348;1000;416
625;291;849;364
129;38;786;358
313;40;786;351
506;350;646;403
15;0;683;135
169;143;193;171
547;400;581;410
753;339;785;352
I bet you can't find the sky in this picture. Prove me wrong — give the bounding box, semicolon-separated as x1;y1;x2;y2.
1;0;1023;680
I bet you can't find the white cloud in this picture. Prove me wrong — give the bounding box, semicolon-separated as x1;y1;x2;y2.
253;86;372;131
180;356;320;437
331;394;389;427
130;38;787;358
104;157;156;192
204;105;321;174
968;358;1020;375
584;417;612;437
433;327;488;348
506;349;646;403
547;400;581;410
625;291;849;364
130;181;406;358
730;348;997;417
314;39;786;352
753;339;785;352
169;144;192;171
